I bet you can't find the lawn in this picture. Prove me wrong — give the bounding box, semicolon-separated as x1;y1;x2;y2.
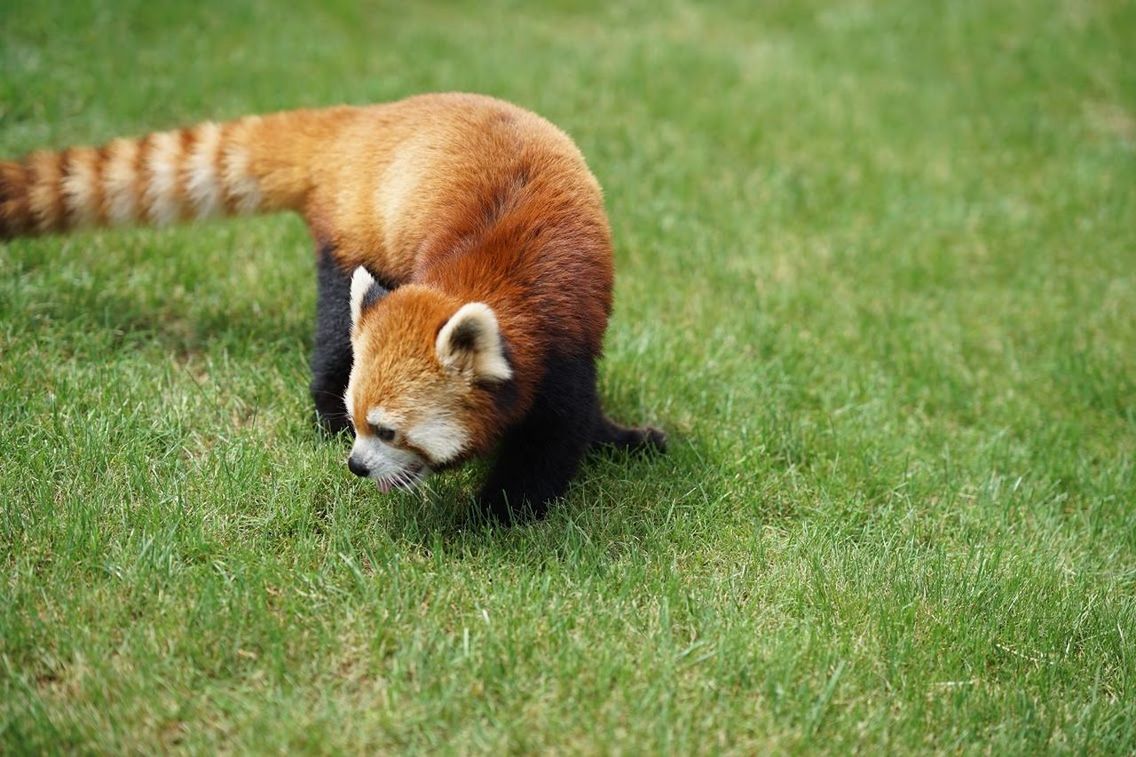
2;0;1134;752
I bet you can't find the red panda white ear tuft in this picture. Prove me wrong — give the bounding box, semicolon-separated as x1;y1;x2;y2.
436;303;513;383
350;267;388;328
350;267;375;328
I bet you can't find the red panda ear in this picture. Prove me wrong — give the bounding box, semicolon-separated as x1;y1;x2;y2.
350;266;387;328
435;303;513;383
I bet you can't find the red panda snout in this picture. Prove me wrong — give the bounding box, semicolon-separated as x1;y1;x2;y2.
348;426;431;493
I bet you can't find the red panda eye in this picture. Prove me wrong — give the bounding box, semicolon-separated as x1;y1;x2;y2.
372;424;396;442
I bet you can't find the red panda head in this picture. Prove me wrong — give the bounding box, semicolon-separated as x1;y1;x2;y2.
344;267;513;492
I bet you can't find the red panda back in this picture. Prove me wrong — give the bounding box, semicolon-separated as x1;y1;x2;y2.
301;95;615;404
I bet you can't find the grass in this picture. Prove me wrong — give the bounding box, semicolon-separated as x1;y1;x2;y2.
2;0;1134;752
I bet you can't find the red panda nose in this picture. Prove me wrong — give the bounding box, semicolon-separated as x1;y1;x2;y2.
347;455;370;478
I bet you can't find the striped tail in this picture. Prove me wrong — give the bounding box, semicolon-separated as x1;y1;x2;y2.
0;108;344;240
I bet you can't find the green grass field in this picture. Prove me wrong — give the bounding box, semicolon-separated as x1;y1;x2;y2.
2;0;1134;752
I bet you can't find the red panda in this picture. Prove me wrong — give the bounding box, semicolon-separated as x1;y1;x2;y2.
0;92;665;522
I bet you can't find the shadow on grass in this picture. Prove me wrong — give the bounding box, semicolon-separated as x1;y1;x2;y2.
366;429;737;576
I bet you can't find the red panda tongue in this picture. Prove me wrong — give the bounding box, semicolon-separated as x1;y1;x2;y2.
377;480;392;494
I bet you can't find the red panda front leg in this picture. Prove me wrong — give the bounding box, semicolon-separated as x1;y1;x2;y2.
478;351;599;523
309;245;358;435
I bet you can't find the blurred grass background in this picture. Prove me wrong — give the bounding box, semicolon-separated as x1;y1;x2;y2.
2;0;1134;752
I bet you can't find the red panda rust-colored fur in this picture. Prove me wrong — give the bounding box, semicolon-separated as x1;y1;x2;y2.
0;93;664;522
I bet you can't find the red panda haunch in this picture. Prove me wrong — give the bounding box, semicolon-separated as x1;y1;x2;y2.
0;92;665;522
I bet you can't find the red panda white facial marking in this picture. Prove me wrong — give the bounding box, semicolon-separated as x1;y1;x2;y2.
403;410;469;463
349;407;431;492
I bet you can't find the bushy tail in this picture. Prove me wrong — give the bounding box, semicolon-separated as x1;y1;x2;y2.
0;107;348;239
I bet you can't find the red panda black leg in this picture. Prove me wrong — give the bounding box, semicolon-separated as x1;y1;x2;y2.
309;245;356;435
478;352;598;524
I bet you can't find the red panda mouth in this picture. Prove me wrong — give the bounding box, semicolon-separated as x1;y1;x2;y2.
375;462;427;493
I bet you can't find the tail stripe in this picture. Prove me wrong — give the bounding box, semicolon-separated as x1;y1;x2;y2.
60;147;102;229
144;130;183;226
27;151;65;233
104;138;140;226
221;118;264;215
185;122;224;220
0;161;31;238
